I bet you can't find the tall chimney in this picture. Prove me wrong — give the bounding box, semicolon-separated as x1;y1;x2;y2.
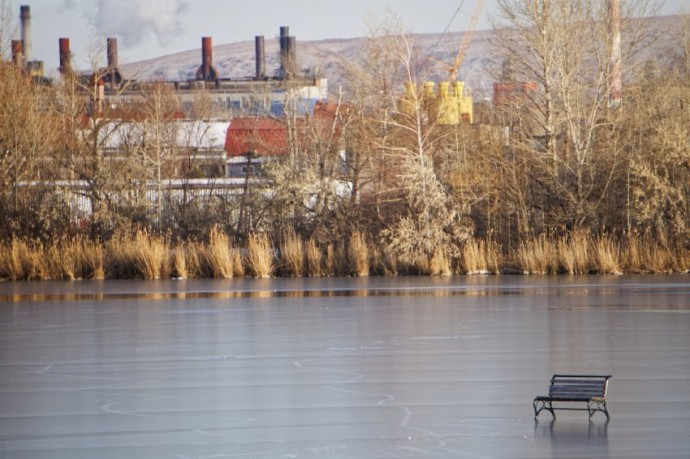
195;36;219;81
608;0;622;107
59;38;70;74
107;38;118;69
279;26;289;79
106;38;123;86
279;26;297;79
287;36;297;76
20;5;31;66
255;35;265;80
11;40;23;66
202;36;212;77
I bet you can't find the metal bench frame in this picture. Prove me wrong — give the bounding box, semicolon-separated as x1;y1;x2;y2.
533;374;611;421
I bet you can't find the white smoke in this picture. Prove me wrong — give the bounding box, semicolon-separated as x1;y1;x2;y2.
90;0;189;48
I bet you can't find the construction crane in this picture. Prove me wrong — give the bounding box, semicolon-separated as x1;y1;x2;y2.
444;0;486;82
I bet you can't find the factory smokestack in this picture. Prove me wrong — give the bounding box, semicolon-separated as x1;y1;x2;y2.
608;0;622;107
196;36;219;82
279;26;296;79
11;40;23;67
106;38;123;86
107;38;119;69
59;38;70;74
255;35;265;80
20;5;31;66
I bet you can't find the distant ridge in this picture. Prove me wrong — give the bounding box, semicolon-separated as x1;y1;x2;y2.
120;15;685;98
119;28;497;97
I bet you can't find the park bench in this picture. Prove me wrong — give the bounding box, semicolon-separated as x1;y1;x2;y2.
533;374;611;421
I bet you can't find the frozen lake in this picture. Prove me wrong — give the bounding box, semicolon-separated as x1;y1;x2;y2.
1;276;689;458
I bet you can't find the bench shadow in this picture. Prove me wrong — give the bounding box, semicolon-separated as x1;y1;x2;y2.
535;419;609;457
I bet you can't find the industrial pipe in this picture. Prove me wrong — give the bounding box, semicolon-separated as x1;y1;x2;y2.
20;5;31;66
59;38;70;74
255;35;265;80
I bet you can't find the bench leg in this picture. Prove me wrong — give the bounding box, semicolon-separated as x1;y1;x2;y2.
534;399;555;420
588;399;610;421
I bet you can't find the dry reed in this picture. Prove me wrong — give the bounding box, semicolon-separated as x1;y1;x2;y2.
82;239;105;279
134;231;169;279
245;233;274;278
304;238;323;276
200;227;234;279
557;231;590;274
372;246;398;276
105;231;169;279
429;248;451;276
460;239;502;274
348;231;370;276
324;243;337;276
594;235;621;274
515;235;558;274
172;246;188;279
232;248;245;278
0;239;42;280
279;230;304;277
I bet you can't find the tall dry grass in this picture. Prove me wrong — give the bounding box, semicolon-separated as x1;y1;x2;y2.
348;231;370;276
82;239;105;279
459;239;501;274
245;233;274;278
200;227;234;279
429;248;452;276
304;238;323;276
44;238;105;280
135;231;170;279
514;235;559;274
172;246;188;279
594;235;621;274
557;231;591;274
0;239;42;280
106;231;170;279
279;230;304;277
621;234;676;273
1;231;688;281
324;243;338;276
372;246;398;276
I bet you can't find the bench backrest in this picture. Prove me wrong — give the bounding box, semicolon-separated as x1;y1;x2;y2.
548;374;611;399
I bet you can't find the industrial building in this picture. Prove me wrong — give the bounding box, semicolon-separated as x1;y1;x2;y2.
8;5;330;180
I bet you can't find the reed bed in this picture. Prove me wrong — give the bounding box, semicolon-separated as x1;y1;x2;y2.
429;248;452;276
200;227;234;279
348;231;370;277
279;230;304;277
245;233;274;278
0;238;41;280
557;231;590;274
458;239;501;275
304;238;323;276
1;232;688;281
594;235;621;274
514;235;559;274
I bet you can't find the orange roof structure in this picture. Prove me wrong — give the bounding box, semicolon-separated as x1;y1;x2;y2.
224;118;289;157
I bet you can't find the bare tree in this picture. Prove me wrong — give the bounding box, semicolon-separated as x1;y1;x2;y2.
0;61;65;239
340;12;475;262
490;0;658;235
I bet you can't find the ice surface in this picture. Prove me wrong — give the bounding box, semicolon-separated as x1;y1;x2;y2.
1;276;689;458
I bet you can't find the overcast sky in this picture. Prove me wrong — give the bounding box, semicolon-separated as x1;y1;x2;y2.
9;0;688;72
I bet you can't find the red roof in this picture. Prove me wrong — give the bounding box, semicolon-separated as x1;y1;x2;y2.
224;103;349;157
225;118;289;157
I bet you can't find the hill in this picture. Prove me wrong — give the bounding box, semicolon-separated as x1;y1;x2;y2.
120;15;685;99
120;27;498;98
